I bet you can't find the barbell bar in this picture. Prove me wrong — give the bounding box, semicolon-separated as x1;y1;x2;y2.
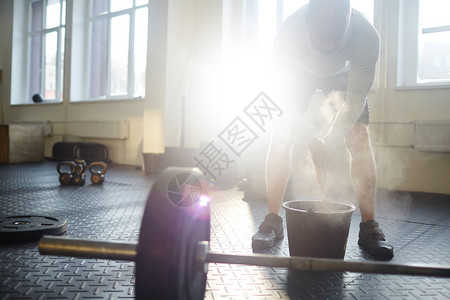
39;235;450;278
38;167;450;299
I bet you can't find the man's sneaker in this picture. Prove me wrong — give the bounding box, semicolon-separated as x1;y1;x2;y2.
358;220;394;259
252;213;284;251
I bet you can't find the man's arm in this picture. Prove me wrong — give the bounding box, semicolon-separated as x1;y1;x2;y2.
323;23;380;150
271;30;317;145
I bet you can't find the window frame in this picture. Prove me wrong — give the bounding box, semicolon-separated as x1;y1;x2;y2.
83;0;148;101
397;0;450;88
26;0;66;103
10;0;149;105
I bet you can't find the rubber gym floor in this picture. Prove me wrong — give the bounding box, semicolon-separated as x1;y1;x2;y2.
0;161;449;299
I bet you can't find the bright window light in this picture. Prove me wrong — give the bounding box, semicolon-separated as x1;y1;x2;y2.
110;14;129;96
44;31;57;99
46;0;60;29
28;0;65;102
134;7;148;98
352;0;374;24
218;0;376;122
417;0;450;83
110;0;132;13
419;0;450;28
88;0;149;100
282;0;308;21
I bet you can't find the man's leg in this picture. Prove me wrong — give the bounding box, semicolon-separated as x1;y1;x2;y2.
251;124;296;250
252;71;316;251
345;122;394;259
345;123;376;222
267;131;298;215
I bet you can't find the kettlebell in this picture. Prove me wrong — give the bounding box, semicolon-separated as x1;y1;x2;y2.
57;161;77;185
89;161;108;184
72;159;87;185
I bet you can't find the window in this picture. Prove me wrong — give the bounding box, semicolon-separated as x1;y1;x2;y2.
87;0;149;100
11;0;149;105
28;0;66;102
417;0;450;83
397;0;450;86
280;0;309;24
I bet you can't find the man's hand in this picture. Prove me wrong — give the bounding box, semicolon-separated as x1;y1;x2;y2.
308;138;329;190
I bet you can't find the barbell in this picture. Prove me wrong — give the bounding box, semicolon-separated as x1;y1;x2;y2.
39;168;450;300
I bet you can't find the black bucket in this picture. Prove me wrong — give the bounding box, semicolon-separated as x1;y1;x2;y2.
282;200;356;259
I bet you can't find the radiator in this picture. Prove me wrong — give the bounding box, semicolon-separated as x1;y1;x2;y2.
414;120;450;152
48;121;129;140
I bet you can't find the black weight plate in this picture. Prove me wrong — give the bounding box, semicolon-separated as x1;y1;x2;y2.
135;168;210;300
0;215;66;243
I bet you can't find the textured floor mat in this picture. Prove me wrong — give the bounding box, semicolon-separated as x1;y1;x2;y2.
0;162;449;299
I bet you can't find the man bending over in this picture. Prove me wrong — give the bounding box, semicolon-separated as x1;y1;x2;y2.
252;0;393;260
